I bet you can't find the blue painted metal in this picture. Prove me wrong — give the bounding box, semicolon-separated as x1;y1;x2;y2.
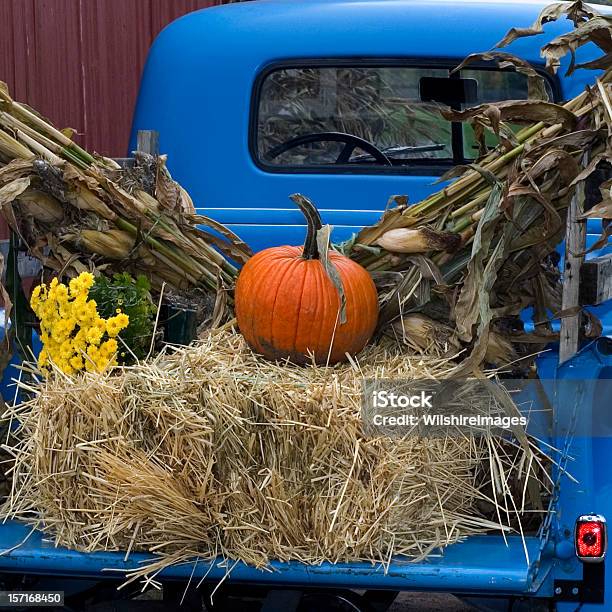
522;227;612;338
0;311;41;404
534;339;612;610
0;521;540;594
130;0;608;251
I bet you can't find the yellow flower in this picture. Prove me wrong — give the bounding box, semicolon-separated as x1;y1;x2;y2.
51;320;69;343
75;303;94;324
59;340;73;359
70;355;83;370
86;300;98;319
30;285;44;313
55;284;68;303
106;313;129;337
41;301;58;322
99;338;118;357
93;317;106;333
86;326;104;346
32;272;131;376
38;348;48;368
69;277;83;298
86;344;99;362
80;272;95;290
96;359;109;372
60;362;75;376
73;328;87;350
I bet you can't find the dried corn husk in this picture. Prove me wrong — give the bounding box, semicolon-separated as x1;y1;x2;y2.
390;314;460;354
133;188;159;213
0;130;34;160
16;189;63;223
0;79;252;316
0;176;30;210
64;229;135;260
65;186;115;220
485;331;519;367
375;227;461;254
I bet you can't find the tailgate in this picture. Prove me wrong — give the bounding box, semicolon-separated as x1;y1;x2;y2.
0;521;546;595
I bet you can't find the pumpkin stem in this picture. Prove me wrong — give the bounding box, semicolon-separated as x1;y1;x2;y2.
290;193;323;259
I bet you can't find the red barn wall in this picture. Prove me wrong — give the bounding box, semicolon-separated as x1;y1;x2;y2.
0;0;226;158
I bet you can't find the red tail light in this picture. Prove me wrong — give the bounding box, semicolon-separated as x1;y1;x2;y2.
575;515;607;562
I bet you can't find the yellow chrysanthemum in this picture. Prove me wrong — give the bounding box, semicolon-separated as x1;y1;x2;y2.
99;338;118;357
32;272;130;376
80;272;95;290
60;362;75;376
51;320;69;343
59;340;73;359
106;313;129;338
86;327;104;346
69;277;83;298
30;285;43;312
70;355;83;371
96;359;110;372
85;300;98;320
55;284;69;302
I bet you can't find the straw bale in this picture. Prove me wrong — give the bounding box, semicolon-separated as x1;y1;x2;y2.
1;330;549;581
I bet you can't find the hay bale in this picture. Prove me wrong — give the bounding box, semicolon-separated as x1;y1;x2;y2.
1;330;548;581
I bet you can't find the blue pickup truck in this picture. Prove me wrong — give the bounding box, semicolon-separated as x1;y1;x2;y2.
1;1;612;610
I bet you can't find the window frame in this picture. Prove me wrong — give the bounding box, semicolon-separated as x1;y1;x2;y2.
249;58;559;176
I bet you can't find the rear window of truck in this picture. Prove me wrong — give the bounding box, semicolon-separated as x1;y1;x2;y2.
253;63;554;173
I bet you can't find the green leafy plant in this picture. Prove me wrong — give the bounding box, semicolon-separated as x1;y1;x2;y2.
89;273;156;362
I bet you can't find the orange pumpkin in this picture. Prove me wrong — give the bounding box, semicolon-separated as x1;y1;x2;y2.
235;195;378;365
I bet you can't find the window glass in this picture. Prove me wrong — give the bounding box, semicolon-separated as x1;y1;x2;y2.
461;69;533;158
255;65;545;170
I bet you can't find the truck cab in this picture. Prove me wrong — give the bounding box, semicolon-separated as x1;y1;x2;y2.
130;0;612;333
130;0;599;249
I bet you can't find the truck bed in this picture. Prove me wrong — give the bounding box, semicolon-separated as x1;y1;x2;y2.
0;521;548;595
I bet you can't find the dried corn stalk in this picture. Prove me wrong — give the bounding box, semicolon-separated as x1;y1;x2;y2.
338;0;612;372
0;81;252;301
